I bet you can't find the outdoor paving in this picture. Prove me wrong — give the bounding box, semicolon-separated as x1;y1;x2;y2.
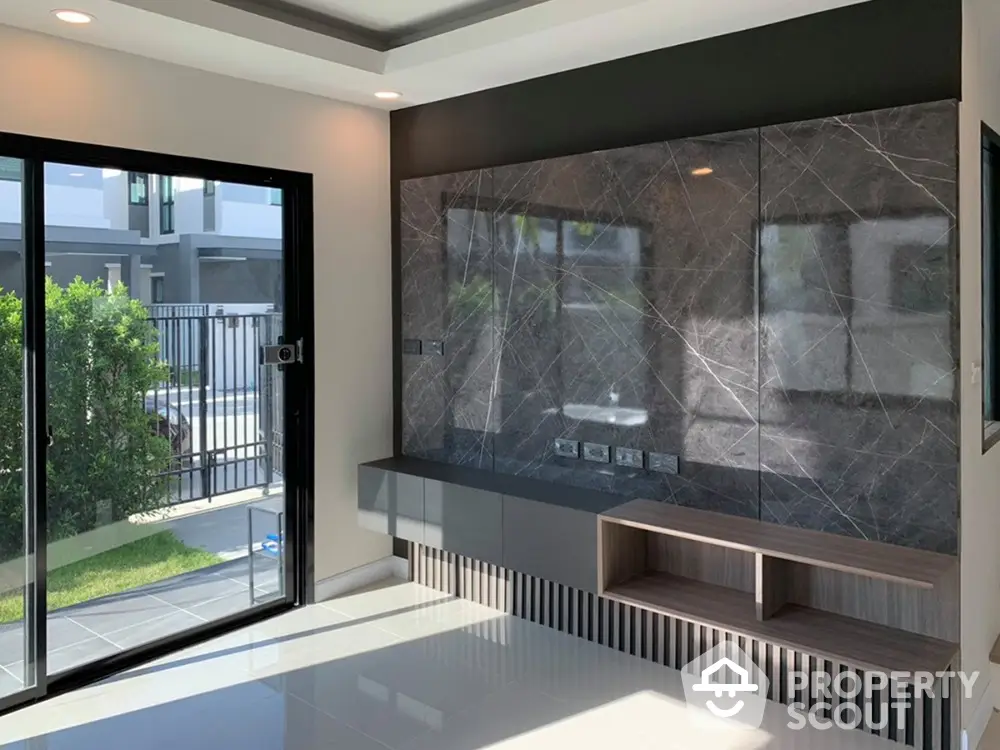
0;555;281;697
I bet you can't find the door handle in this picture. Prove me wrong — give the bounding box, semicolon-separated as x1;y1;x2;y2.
46;425;54;448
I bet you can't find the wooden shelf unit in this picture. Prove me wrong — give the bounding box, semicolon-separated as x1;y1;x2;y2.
597;499;959;676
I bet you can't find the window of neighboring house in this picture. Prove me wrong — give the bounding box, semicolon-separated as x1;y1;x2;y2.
105;263;122;293
159;175;175;234
204;180;216;196
128;172;148;205
0;157;21;182
268;188;283;206
151;275;165;304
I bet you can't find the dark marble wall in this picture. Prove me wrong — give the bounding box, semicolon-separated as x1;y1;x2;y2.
399;100;958;552
759;102;958;552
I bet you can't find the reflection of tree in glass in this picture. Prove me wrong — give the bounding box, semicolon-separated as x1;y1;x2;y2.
448;276;491;324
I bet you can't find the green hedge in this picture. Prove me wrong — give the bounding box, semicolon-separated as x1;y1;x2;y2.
0;279;172;562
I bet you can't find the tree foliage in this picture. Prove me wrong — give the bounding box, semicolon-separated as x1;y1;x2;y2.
0;279;171;562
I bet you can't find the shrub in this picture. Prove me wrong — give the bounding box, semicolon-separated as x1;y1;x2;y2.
0;279;171;562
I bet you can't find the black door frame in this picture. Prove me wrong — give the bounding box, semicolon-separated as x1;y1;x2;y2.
0;131;315;715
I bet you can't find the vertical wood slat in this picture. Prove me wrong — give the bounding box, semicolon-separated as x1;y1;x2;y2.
407;543;944;749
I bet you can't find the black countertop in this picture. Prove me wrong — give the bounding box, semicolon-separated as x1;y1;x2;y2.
361;456;627;515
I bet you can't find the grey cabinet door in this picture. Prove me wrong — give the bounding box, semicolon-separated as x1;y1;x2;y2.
424;479;502;565
357;466;424;543
501;496;599;593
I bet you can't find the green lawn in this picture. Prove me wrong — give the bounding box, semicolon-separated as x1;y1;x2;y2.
0;531;223;623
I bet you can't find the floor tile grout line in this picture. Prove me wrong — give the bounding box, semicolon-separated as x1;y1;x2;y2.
0;660;24;686
284;691;396;750
0;579;274;670
64;616;124;651
145;592;211;623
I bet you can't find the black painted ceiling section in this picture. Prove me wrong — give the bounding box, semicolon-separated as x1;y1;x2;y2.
390;0;962;180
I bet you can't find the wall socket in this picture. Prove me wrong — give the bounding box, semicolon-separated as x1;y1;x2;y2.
615;447;644;469
402;338;422;355
648;452;680;475
553;438;580;459
424;340;444;356
583;443;611;463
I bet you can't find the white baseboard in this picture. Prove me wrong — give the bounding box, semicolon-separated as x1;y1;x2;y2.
315;555;408;602
964;683;995;750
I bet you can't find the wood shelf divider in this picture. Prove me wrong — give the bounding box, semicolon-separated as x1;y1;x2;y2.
601;499;956;588
597;500;959;677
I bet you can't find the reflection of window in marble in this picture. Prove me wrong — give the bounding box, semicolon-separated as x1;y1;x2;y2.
558;219;646;425
444;207;493;324
490;206;648;427
762;215;953;399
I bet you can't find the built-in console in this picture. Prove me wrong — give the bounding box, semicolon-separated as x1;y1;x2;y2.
359;458;958;676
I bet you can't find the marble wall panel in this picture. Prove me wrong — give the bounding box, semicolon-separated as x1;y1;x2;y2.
400;171;496;468
759;101;958;552
396;101;959;552
490;132;761;516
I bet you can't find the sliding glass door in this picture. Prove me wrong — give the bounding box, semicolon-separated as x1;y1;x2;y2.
0;140;311;712
0;156;42;707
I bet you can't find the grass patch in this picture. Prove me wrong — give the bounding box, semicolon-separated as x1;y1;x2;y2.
0;531;223;623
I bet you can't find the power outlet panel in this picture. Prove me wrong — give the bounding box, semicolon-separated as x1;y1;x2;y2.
583;443;611;463
553;438;580;459
615;447;644;469
648;452;680;475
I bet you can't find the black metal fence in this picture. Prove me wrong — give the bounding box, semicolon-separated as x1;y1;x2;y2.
146;307;283;505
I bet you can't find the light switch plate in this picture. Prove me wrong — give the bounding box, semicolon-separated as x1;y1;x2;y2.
615;447;644;469
583;443;611;463
553;438;580;459
424;340;444;356
402;338;422;355
648;452;679;475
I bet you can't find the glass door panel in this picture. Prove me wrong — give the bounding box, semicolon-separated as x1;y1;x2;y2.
0;156;39;703
42;164;288;673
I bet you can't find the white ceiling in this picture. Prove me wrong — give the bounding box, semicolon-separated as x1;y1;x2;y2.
0;0;868;109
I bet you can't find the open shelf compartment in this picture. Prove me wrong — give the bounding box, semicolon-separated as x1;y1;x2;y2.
597;500;959;676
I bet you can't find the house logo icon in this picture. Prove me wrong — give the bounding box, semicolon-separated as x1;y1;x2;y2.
681;641;769;727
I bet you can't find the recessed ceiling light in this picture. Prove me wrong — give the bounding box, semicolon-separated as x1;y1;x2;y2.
691;167;714;177
374;91;402;100
53;9;94;24
69;172;85;177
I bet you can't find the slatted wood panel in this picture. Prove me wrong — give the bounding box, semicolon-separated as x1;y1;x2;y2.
408;542;959;750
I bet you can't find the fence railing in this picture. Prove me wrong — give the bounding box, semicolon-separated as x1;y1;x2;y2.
147;309;283;505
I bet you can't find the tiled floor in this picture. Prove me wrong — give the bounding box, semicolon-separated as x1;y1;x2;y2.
0;556;280;694
0;579;901;750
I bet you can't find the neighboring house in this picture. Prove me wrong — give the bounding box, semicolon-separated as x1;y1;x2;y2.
0;158;283;305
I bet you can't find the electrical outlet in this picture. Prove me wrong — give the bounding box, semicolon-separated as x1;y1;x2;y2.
553;438;580;459
583;443;611;463
615;447;644;469
402;339;422;355
424;340;444;356
648;452;679;475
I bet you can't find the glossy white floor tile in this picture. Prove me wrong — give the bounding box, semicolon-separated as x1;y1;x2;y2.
0;579;901;750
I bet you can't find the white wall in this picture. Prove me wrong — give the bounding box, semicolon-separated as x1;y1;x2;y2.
961;0;1000;741
0;23;393;584
218;200;282;239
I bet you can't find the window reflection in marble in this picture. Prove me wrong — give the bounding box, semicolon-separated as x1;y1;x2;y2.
759;101;958;553
398;102;958;552
399;172;495;468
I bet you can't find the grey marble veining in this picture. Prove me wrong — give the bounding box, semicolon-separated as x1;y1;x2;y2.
398;101;959;552
759;101;958;553
400;170;495;468
490;133;761;518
